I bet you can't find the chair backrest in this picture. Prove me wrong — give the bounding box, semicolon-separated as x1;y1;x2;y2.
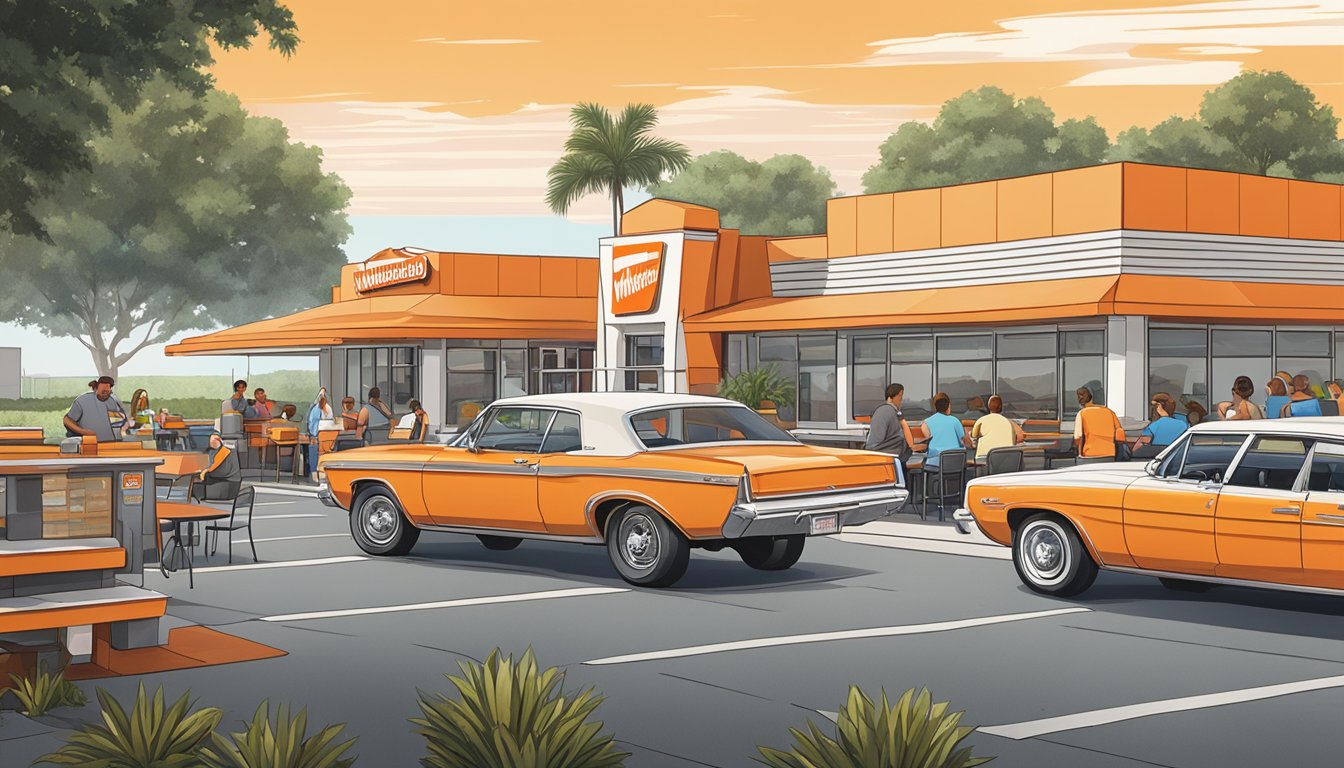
230;485;255;524
935;449;968;483
220;411;243;437
984;446;1025;475
1321;399;1341;417
1052;436;1076;454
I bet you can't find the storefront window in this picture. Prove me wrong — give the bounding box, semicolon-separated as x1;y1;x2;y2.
726;335;748;378
936;335;991;418
996;332;1057;419
501;349;527;398
623;335;664;392
447;348;496;426
1062;330;1105;418
533;344;596;394
759;336;800;422
851;337;887;420
347;347;419;410
1211;329;1272;410
798;335;837;424
890;337;934;421
1149;329;1207;414
1278;330;1332;393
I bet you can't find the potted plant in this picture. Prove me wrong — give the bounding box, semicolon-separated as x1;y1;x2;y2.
719;366;797;429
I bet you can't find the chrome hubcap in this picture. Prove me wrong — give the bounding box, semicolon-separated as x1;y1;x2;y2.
1019;522;1068;585
619;514;660;570
362;498;398;545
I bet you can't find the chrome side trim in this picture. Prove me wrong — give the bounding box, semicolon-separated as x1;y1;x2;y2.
741;486;902;518
329;459;739;485
322;460;426;472
539;465;740;485
1315;513;1344;522
754;480;899;502
1304;519;1344;528
425;462;537;475
1104;564;1344;598
417;523;602;544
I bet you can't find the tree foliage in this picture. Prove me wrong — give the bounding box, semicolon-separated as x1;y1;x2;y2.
0;77;351;378
0;0;300;238
546;103;690;235
649;151;837;235
863;87;1109;193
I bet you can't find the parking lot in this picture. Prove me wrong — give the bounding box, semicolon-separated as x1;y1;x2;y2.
7;487;1344;766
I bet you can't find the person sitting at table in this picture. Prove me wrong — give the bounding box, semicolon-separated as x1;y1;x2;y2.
356;387;394;443
970;395;1023;459
222;379;249;414
64;375;131;442
1135;393;1188;450
1282;374;1324;417
921;392;973;468
961;395;988;422
1214;376;1264;421
394;399;428;441
244;387;277;419
270;403;297;422
340;396;360;431
1074;386;1126;461
193;432;241;501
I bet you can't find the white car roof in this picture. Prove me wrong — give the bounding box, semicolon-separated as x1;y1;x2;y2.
485;392;757;455
1190;417;1344;438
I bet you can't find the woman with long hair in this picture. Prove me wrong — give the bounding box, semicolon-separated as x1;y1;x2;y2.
305;387;333;481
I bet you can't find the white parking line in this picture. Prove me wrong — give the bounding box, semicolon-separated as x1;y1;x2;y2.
253;514;327;520
254;487;320;498
980;674;1344;740
252;533;350;543
836;532;1010;560
144;555;367;574
583;607;1089;666
253;501;298;507
260;586;629;622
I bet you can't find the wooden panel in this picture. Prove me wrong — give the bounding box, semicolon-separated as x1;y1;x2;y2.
826;197;858;257
940;181;997;247
856;194;895;254
996;174;1052;242
1288;180;1342;241
575;259;599;297
538;257;578;298
498;256;541;297
453;253;499;296
1123;163;1186;232
1186;169;1240;235
1053;165;1122;235
1239;175;1289;238
892;188;941;251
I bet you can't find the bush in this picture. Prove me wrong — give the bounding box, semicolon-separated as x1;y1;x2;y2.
410;648;628;768
35;683;223;766
6;669;87;716
200;700;357;768
756;686;993;768
719;365;796;409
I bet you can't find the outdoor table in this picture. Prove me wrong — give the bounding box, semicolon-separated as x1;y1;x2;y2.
155;452;210;500
156;501;229;588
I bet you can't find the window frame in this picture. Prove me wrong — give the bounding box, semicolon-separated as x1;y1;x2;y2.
1166;431;1250;485
474;406;559;454
1223;434;1315;492
1305;441;1344;494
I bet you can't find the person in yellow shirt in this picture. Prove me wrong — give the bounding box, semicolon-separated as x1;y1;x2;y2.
1073;386;1125;461
970;395;1024;459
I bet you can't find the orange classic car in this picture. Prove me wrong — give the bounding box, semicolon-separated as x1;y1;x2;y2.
955;418;1344;598
317;393;907;587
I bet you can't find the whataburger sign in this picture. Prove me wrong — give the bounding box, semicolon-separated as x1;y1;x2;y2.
353;252;431;294
611;243;664;315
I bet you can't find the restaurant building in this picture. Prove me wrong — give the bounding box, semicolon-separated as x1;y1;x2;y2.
169;162;1344;434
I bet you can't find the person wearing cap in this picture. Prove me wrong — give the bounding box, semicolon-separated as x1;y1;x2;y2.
193;432;242;501
64;375;130;442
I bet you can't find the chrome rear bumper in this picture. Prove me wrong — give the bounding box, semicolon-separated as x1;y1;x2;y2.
722;485;907;538
952;508;976;535
316;483;343;509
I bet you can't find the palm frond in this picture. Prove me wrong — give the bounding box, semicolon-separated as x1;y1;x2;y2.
546;153;612;215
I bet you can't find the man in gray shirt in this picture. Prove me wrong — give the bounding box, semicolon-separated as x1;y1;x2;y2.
64;376;129;442
865;383;920;489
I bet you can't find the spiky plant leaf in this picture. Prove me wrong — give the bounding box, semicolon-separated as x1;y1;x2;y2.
199;700;357;768
34;682;222;767
756;686;993;768
719;365;797;410
8;669;85;717
409;647;628;768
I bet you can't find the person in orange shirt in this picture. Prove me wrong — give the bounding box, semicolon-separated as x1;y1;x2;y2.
1073;386;1125;461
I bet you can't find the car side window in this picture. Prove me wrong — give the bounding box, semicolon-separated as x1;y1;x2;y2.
1177;433;1247;483
540;411;583;453
1157;437;1189;479
1226;436;1312;491
476;408;555;453
1307;442;1344;493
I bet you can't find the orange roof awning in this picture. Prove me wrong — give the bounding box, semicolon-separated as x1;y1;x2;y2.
166;293;598;356
683;276;1344;333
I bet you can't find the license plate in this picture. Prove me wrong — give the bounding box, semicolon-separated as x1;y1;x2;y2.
809;513;840;535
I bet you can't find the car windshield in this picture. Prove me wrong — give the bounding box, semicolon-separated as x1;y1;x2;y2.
628;405;797;449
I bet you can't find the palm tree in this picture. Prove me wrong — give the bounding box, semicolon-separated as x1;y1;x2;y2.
546;103;690;235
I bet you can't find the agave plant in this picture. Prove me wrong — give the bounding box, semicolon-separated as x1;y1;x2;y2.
35;683;222;767
719;365;796;410
410;648;628;768
756;686;993;768
199;700;357;768
7;669;87;717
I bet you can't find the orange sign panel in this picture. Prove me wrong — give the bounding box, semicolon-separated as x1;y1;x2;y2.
611;243;665;316
353;253;431;294
121;473;142;490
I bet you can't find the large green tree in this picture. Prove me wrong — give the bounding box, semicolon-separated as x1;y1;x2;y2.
0;78;351;378
0;0;299;238
863;87;1109;193
648;151;837;236
546;103;690;235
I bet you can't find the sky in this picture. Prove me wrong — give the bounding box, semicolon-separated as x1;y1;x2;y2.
7;0;1343;378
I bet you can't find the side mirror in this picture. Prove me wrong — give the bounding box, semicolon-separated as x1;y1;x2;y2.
1145;459;1159;477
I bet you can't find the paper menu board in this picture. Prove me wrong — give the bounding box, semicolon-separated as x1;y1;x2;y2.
37;473;114;539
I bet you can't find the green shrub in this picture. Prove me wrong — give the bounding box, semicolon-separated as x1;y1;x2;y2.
200;701;357;768
7;669;86;716
756;686;993;768
719;365;796;409
35;683;223;766
410;648;628;768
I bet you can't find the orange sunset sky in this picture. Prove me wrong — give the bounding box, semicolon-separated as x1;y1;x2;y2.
208;0;1344;222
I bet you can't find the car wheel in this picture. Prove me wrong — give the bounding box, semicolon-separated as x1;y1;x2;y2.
606;505;690;588
350;486;419;556
734;535;805;571
1012;513;1097;597
1159;577;1214;592
478;534;522;551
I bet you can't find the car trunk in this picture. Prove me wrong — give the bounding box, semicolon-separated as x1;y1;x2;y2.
672;444;897;498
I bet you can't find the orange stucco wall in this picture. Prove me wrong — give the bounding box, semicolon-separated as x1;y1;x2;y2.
336;250;598;302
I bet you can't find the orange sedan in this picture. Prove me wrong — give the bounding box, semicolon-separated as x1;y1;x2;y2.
318;393;907;587
955;419;1344;597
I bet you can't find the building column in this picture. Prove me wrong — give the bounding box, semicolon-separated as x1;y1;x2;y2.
1106;316;1147;421
421;342;445;429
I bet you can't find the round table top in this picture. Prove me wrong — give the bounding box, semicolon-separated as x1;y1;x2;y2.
156;501;230;522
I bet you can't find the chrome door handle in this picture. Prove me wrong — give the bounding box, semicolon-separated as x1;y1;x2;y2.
1317;513;1344;522
1271;507;1302;515
513;458;534;465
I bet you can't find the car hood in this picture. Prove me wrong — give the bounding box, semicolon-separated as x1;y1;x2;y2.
658;443;897;497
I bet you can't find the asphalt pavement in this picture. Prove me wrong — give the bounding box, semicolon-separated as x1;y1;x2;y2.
6;488;1344;767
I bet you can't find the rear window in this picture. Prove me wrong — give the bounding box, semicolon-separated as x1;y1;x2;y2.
1227;436;1311;491
629;406;797;449
1307;443;1344;493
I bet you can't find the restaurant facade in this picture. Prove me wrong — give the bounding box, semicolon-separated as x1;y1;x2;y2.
168;162;1344;434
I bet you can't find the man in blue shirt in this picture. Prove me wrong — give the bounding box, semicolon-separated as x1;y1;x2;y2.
1135;392;1188;450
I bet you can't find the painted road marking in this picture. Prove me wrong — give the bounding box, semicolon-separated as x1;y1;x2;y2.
252;533;350;543
254;487;319;498
261;586;629;622
253;501;298;507
980;674;1344;740
252;514;327;520
836;532;1010;560
583;607;1089;666
145;556;367;574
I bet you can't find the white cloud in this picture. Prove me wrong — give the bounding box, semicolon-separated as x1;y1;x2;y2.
415;38;540;45
1069;60;1244;86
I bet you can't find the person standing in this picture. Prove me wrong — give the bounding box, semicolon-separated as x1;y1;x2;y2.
970;395;1024;459
63;376;130;442
864;383;921;484
357;387;394;443
921;392;973;468
1282;374;1324;417
1073;386;1125;461
305;388;333;481
193;432;241;501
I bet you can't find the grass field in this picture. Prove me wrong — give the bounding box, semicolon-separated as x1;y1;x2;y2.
21;370;319;400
